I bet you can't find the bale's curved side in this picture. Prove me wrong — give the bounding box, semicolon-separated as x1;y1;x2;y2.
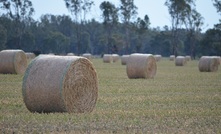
175;56;187;66
103;54;113;63
121;55;129;65
22;55;98;113
126;54;157;79
0;50;27;74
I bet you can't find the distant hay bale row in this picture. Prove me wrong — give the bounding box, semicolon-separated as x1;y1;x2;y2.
0;49;27;74
126;53;157;79
198;56;220;72
82;53;92;60
103;54;119;63
121;55;130;65
175;56;187;66
22;55;98;113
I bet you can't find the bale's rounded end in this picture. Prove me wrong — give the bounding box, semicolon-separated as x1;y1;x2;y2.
63;58;98;113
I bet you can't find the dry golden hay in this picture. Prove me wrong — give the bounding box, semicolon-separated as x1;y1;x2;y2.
154;55;162;62
112;54;120;62
198;56;219;72
169;55;175;61
121;55;130;65
22;55;98;113
175;56;187;66
82;53;92;60
103;54;113;63
0;49;27;74
126;53;157;79
25;52;36;61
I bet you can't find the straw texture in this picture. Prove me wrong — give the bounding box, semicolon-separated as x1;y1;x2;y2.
22;55;98;113
121;55;129;65
198;56;219;72
175;56;187;66
0;49;27;74
103;54;113;63
126;53;157;79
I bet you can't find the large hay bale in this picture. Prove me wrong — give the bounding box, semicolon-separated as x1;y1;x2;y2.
126;53;157;79
175;56;187;66
103;54;113;63
169;55;175;61
121;55;129;65
0;49;27;74
22;55;98;113
112;54;120;62
154;55;162;62
198;56;219;72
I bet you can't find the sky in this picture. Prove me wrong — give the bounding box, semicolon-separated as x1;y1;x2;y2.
30;0;220;31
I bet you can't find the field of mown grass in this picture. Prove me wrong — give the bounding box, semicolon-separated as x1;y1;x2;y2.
0;58;221;133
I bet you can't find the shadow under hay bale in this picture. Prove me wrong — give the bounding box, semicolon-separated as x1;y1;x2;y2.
0;49;27;74
126;53;157;79
198;56;219;72
22;55;98;113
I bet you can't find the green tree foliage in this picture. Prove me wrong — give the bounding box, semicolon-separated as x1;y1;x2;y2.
0;24;7;50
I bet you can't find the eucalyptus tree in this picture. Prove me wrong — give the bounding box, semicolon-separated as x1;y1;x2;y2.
165;0;194;56
64;0;94;54
0;0;34;48
119;0;137;54
100;1;119;53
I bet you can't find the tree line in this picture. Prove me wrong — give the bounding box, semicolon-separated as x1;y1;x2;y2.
0;0;220;58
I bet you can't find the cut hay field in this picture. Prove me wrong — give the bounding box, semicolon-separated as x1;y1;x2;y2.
0;58;221;133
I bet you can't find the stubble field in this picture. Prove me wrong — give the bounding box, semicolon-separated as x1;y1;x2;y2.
0;58;221;133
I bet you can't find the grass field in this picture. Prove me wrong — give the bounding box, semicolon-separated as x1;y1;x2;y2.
0;58;221;133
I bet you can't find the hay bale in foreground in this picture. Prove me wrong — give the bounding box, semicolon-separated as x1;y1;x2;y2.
0;50;27;74
126;53;157;79
121;55;129;65
22;55;98;113
198;56;219;72
170;55;175;61
175;56;187;66
103;54;113;63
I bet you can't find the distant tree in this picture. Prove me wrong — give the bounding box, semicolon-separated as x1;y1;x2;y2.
0;24;7;50
165;0;194;56
100;1;119;53
0;0;34;48
64;0;94;54
213;0;221;14
120;0;137;54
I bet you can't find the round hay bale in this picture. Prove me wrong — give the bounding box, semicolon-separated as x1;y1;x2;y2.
126;53;157;79
154;55;162;62
103;54;113;63
22;55;98;113
198;56;219;72
0;49;27;74
112;54;120;62
169;55;175;61
175;56;187;66
82;53;92;60
185;55;191;61
25;52;36;61
121;55;129;65
67;53;75;56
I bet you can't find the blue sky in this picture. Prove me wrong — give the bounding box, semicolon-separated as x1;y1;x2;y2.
31;0;220;31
